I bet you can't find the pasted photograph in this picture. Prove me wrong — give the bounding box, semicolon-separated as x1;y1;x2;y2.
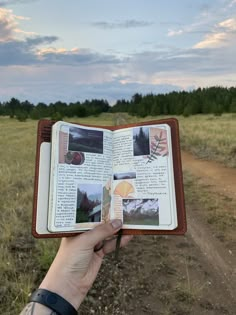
76;183;102;223
69;127;103;154
133;127;150;156
113;172;136;180
65;151;85;165
145;128;168;164
123;198;159;225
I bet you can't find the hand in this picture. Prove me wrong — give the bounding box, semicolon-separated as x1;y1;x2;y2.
39;220;133;310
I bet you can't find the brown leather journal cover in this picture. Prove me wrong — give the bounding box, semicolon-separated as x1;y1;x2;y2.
32;118;186;238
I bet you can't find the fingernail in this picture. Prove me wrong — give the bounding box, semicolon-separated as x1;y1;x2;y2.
111;219;122;229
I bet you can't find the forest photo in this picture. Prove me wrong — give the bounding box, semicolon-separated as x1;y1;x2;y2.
76;183;102;223
133;127;150;156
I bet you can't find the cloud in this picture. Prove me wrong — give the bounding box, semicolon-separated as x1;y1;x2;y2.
0;8;31;41
218;18;236;30
0;34;121;66
0;67;183;104
194;32;228;48
38;49;121;66
167;29;183;37
0;0;36;6
0;35;58;65
26;35;58;46
194;18;236;48
0;37;235;104
92;19;153;29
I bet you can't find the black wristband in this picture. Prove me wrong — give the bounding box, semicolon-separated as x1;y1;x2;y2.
29;289;78;315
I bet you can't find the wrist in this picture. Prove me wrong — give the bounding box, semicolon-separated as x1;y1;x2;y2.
39;277;85;310
30;289;78;315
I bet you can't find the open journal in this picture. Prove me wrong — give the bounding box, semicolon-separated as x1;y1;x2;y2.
32;119;186;238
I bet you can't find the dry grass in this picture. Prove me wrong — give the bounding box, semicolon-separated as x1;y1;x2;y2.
0;113;235;314
178;114;236;168
184;171;236;245
122;113;236;167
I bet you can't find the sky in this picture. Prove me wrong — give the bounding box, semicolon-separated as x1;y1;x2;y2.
0;0;236;104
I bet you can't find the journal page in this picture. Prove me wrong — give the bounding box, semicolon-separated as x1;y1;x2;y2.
112;124;177;230
48;122;113;232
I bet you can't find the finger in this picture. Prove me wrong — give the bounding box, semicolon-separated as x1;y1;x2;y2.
102;235;133;255
94;241;104;252
79;219;122;249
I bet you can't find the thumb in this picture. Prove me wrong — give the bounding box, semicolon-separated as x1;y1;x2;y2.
79;219;122;249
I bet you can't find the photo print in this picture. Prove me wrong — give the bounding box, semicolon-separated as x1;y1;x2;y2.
76;183;102;223
69;127;103;154
133;127;150;156
149;128;168;157
65;151;85;165
113;172;136;180
123;198;159;225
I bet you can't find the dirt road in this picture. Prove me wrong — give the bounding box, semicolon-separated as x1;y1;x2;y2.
182;151;236;302
182;151;236;199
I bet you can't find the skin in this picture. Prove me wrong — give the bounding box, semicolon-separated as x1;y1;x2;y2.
20;219;132;314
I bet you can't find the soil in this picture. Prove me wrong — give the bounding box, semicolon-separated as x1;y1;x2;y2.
79;131;236;314
181;151;236;199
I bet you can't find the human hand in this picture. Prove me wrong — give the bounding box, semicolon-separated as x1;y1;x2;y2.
39;220;133;310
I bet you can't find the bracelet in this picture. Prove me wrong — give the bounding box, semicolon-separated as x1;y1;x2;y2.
29;289;78;315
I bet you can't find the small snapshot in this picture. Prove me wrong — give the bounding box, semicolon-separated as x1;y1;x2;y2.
123;198;159;225
76;183;102;223
133;127;150;156
65;151;85;165
113;172;136;180
69;127;103;154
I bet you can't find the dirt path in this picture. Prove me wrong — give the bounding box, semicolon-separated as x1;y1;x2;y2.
182;150;236;301
182;151;236;199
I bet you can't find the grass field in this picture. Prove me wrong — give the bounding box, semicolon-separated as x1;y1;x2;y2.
0;113;235;314
123;113;236;168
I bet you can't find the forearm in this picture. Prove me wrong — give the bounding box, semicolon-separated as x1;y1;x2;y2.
20;302;57;315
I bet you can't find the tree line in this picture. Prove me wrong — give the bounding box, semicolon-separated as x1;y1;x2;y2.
0;86;236;121
0;98;110;121
111;86;236;117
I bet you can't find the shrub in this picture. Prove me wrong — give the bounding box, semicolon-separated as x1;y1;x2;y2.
16;111;28;122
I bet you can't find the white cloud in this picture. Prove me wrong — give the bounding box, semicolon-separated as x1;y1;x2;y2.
167;29;183;36
0;8;32;41
194;32;228;48
219;18;236;30
194;18;236;48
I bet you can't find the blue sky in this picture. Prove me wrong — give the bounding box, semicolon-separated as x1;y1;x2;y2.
0;0;235;104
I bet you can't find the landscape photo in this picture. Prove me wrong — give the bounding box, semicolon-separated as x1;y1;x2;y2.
113;172;136;180
76;183;102;223
133;127;150;156
123;198;159;225
69;127;103;154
